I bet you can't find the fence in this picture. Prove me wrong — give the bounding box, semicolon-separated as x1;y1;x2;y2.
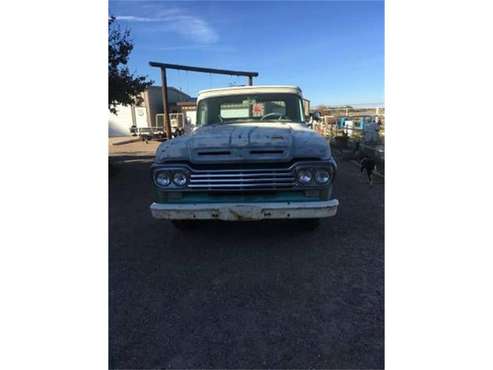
313;115;385;175
313;122;385;144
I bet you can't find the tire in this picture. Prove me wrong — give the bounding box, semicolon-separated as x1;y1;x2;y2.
297;218;321;231
171;220;198;230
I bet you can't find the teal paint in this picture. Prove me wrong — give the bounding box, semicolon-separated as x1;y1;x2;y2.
154;188;331;204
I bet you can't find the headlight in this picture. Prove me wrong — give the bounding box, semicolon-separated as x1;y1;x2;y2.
297;169;313;184
315;169;330;184
173;171;188;186
155;172;171;187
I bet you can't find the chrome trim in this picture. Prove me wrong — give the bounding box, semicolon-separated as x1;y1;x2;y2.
190;178;294;183
189;168;296;173
188;183;296;188
190;172;292;178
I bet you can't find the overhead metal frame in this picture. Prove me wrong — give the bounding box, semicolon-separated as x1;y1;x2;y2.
149;61;259;138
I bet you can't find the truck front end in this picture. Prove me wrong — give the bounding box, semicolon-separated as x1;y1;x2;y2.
149;85;339;226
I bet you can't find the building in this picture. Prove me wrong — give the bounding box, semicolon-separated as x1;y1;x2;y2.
109;86;194;137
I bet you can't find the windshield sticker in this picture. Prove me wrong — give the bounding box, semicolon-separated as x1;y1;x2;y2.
252;103;265;117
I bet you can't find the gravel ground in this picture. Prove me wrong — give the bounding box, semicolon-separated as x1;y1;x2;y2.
109;149;384;369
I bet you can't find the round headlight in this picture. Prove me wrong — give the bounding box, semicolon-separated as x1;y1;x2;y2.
155;172;170;187
297;169;313;184
315;169;330;184
173;171;188;186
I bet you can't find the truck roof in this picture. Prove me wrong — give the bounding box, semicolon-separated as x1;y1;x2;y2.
197;85;303;100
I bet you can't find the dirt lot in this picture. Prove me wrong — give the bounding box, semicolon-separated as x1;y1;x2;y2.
109;136;161;156
109;140;384;369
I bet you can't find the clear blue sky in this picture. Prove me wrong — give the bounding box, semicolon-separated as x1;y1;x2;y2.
109;1;384;106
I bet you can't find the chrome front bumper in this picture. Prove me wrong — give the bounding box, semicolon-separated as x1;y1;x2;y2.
150;199;339;221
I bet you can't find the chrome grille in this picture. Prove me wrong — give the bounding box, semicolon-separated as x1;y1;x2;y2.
188;168;296;190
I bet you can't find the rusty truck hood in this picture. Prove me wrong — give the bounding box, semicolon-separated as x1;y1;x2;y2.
154;122;332;164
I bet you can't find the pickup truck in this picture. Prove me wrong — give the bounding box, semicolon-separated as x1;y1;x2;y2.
149;85;339;229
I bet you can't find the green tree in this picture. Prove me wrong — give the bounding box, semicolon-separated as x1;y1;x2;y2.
108;16;153;114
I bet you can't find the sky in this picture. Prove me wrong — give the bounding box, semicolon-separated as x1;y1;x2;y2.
109;1;384;106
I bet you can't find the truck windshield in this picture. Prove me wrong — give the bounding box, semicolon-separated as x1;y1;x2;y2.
197;93;305;126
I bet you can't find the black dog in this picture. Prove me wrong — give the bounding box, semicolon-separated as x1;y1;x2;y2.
360;156;376;185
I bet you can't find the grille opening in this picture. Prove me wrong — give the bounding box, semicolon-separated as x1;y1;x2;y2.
187;166;296;190
250;150;284;155
197;151;231;156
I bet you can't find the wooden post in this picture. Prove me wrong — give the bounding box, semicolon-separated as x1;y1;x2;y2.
159;67;172;139
248;76;253;86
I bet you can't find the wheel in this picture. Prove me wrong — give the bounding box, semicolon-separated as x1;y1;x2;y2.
297;218;321;231
171;220;198;230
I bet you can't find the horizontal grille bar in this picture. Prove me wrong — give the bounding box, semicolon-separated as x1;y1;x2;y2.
189;168;294;173
188;183;296;188
190;172;292;178
190;177;294;183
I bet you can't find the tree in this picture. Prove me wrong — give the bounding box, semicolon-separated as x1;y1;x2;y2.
108;16;153;114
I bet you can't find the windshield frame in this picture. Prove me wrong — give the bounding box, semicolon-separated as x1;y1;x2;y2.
196;92;306;126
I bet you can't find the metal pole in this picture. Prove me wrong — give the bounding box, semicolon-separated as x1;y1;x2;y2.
149;61;258;79
160;68;172;139
248;76;253;86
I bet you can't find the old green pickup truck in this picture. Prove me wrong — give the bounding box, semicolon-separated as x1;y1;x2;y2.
149;85;338;229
